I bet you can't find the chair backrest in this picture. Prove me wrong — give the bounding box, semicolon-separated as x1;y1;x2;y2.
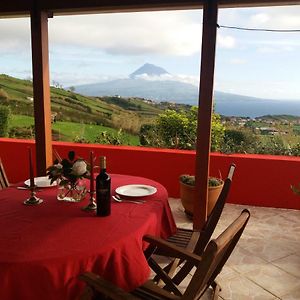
194;163;236;255
182;209;250;300
171;163;236;285
0;158;9;190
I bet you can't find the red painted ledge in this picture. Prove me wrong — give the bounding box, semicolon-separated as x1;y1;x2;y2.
1;138;300;210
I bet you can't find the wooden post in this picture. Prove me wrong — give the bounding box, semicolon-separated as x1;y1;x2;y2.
193;0;218;230
30;8;52;175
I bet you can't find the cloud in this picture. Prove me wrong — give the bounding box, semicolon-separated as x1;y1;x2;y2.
50;71;120;87
219;6;300;29
250;13;270;24
0;10;237;58
217;34;236;48
49;11;203;56
230;58;247;64
248;6;300;28
0;18;31;54
257;45;294;54
132;73;199;86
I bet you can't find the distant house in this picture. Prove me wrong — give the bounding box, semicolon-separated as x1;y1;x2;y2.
259;127;279;135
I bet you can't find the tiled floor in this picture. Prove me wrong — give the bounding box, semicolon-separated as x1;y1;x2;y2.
166;199;300;300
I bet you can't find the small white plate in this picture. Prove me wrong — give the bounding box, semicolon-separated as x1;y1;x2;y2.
24;176;57;188
116;184;157;197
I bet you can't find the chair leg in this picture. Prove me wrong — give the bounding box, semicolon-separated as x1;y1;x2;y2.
211;281;221;300
156;257;180;287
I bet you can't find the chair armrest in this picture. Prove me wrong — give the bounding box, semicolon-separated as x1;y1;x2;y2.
79;272;140;300
143;235;202;266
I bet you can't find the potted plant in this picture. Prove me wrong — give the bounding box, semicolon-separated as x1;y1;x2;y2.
179;174;224;217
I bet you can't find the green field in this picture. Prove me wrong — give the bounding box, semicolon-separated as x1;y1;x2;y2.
1;74;191;147
9;115;139;145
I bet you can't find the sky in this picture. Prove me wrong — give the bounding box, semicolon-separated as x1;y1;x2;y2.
0;5;300;100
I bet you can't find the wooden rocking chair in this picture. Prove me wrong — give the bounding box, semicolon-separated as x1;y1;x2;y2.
79;209;250;300
0;158;9;190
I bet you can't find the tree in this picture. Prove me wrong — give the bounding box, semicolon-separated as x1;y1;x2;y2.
140;106;225;151
220;129;258;154
52;80;63;89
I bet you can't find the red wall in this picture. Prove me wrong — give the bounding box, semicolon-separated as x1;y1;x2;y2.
1;138;300;210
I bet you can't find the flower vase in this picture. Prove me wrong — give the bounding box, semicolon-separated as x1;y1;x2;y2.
57;180;87;202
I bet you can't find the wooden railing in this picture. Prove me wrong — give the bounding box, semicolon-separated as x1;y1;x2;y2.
1;137;300;210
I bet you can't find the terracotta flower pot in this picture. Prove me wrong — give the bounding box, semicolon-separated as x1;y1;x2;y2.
180;180;224;217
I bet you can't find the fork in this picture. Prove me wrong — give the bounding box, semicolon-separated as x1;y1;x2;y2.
112;195;145;204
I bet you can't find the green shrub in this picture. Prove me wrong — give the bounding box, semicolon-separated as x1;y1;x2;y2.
73;136;90;144
139;124;162;147
94;129;129;145
220;129;258;154
9;125;34;139
0;105;11;137
255;136;291;156
140;107;225;151
291;143;300;156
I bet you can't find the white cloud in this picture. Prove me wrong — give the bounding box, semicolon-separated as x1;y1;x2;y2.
257;45;295;53
217;34;236;48
249;6;300;28
48;12;202;56
250;13;270;25
230;58;247;64
0;10;237;57
0;18;31;54
220;6;300;29
131;73;199;86
50;71;121;87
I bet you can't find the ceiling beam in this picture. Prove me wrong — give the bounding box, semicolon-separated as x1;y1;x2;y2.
0;0;299;17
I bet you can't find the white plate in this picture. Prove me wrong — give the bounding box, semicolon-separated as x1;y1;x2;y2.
24;176;57;188
116;184;157;197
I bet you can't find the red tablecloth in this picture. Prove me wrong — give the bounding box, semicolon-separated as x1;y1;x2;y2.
0;174;176;300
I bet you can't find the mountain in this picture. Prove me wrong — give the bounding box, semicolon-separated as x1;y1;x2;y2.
74;64;300;118
129;63;169;78
74;78;197;104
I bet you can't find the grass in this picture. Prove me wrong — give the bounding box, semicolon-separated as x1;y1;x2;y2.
9;115;139;145
9;114;33;127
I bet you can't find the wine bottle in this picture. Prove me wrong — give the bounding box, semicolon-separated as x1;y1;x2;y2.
96;156;111;216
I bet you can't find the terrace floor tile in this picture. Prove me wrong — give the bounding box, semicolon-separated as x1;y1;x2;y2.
167;199;300;299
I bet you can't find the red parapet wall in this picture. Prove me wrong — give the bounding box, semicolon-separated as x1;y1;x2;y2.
1;138;300;210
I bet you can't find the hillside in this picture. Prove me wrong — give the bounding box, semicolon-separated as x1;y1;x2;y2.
0;74;174;135
0;73;195;144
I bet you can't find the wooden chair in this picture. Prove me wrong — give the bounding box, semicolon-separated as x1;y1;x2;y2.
0;158;9;190
147;163;236;283
79;209;250;300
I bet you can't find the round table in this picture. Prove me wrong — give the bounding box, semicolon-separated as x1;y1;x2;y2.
0;174;176;300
